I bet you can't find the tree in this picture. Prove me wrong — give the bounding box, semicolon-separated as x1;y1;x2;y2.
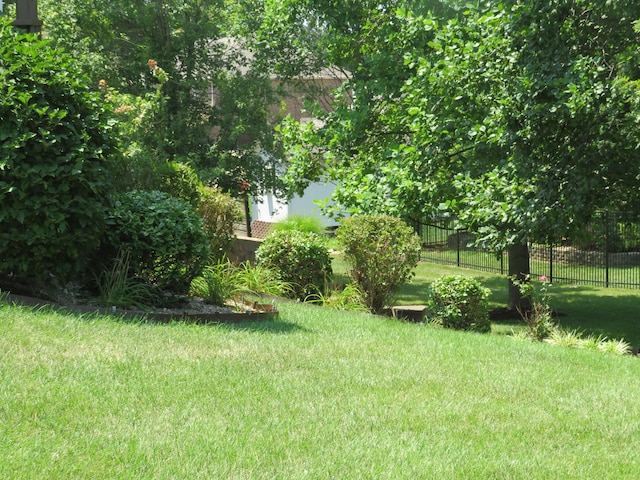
281;1;640;308
38;0;285;198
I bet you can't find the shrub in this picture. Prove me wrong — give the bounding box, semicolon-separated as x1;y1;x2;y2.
156;161;203;208
190;258;240;306
103;190;209;293
512;274;556;340
305;283;369;313
336;215;421;314
256;230;332;300
0;21;115;280
428;275;491;333
197;187;243;261
234;261;292;298
126;160;204;207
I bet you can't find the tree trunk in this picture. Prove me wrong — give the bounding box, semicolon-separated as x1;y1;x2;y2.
508;242;532;311
243;196;252;238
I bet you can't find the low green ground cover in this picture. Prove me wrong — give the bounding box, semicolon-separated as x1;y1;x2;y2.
1;280;640;478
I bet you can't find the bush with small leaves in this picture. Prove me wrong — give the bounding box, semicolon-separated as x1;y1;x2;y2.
256;230;332;300
336;215;421;314
123;160;204;207
103;190;209;294
198;187;243;261
157;161;203;208
0;20;115;280
428;275;491;333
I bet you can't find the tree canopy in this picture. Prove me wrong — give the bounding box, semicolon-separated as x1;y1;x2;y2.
283;1;640;250
38;0;285;197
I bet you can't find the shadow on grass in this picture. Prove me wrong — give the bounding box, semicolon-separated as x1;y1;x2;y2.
219;319;307;334
486;283;640;348
110;312;307;334
2;297;307;335
548;285;640;347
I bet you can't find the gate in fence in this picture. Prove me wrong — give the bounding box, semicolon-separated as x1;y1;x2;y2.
414;212;640;289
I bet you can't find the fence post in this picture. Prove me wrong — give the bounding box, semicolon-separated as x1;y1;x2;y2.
605;211;610;288
549;244;553;283
456;230;461;267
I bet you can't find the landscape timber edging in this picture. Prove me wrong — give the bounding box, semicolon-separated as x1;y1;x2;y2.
2;292;278;324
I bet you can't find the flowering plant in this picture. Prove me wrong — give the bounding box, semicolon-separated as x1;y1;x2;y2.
511;274;555;340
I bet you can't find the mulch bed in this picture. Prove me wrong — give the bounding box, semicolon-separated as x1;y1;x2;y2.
2;292;278;324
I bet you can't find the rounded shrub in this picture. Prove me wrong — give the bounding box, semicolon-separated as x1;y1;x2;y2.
104;190;209;293
428;275;491;333
256;229;332;300
198;187;243;261
0;21;115;280
336;215;421;314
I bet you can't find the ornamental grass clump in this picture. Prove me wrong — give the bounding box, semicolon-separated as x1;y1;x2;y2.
336;215;421;314
271;215;325;235
93;250;158;310
305;283;369;313
190;258;292;306
233;261;293;298
544;328;632;356
189;258;240;306
428;275;491;333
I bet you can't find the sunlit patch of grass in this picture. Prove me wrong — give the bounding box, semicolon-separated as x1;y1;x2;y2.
1;301;640;478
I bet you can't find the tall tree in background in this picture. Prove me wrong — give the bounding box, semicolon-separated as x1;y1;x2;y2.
39;0;283;197
281;1;640;308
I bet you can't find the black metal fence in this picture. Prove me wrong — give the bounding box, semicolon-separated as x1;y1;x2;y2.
414;212;640;289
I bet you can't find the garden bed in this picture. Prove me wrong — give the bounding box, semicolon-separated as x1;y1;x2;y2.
2;292;278;324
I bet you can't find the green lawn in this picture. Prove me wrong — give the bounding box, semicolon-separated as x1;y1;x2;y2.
393;261;640;348
1;287;640;478
420;248;640;288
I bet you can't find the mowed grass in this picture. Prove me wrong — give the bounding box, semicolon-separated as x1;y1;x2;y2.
393;261;640;348
2;294;640;479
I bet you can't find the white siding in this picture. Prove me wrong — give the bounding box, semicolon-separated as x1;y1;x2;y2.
252;181;340;227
